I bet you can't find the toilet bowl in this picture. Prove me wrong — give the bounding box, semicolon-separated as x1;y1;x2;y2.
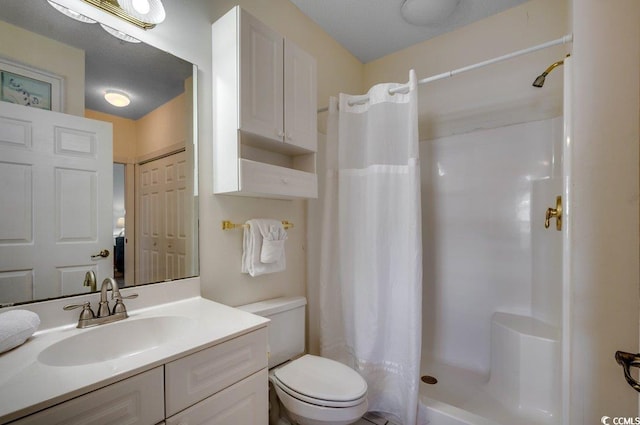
270;354;368;425
237;297;368;425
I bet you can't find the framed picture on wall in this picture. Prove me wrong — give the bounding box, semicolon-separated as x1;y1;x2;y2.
0;57;64;112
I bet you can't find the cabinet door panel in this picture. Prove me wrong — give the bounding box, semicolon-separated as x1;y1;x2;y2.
165;369;268;425
165;329;268;417
240;9;283;142
13;368;164;425
284;39;317;152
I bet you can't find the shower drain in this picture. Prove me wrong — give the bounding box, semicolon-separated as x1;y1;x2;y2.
421;375;438;385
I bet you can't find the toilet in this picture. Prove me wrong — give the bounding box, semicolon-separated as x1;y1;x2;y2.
237;296;368;425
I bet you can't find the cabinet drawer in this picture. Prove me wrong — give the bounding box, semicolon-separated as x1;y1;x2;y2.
13;367;164;425
165;328;268;417
239;159;317;199
165;369;268;425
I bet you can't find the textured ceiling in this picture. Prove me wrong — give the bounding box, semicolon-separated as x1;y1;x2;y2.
0;0;192;120
289;0;528;63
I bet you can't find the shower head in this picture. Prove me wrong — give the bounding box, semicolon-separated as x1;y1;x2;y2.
532;72;548;88
532;55;569;88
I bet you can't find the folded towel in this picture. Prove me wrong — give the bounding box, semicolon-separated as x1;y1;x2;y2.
242;219;287;276
261;223;288;263
0;309;40;354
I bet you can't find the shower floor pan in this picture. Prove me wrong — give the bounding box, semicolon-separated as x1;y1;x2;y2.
419;359;559;425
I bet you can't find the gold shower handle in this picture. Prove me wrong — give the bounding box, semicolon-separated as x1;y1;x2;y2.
544;196;562;231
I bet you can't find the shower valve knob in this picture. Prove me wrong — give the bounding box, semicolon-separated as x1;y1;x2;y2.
544;196;562;231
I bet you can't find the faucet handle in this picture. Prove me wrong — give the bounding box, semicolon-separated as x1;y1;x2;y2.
112;293;138;315
116;293;138;300
63;301;95;321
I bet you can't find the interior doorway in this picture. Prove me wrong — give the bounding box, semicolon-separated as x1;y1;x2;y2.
113;163;126;287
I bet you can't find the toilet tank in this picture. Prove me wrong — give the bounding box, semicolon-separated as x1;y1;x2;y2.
237;296;306;368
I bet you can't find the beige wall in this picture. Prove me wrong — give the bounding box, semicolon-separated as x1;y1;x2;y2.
364;0;569;140
199;0;364;307
136;92;187;158
85;109;137;163
0;21;85;116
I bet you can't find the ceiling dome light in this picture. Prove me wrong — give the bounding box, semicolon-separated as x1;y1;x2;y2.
117;0;166;24
47;0;97;24
100;24;141;43
104;90;131;107
400;0;460;26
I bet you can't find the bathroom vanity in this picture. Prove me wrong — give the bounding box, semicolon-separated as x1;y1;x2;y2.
0;279;269;425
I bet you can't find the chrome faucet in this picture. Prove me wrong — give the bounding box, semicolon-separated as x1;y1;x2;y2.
64;278;138;328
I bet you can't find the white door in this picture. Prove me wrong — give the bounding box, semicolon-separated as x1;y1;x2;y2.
0;102;113;304
136;151;191;285
284;38;317;152
239;8;284;142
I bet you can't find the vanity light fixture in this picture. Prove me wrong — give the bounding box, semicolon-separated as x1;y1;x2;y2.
81;0;165;29
104;90;131;107
48;0;146;43
47;1;97;23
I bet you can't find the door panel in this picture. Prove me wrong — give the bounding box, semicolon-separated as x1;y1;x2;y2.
0;102;112;304
284;38;317;152
239;8;284;141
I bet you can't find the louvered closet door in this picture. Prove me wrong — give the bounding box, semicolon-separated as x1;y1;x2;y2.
0;102;113;304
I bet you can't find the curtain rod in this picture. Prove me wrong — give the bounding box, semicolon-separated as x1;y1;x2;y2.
317;34;573;113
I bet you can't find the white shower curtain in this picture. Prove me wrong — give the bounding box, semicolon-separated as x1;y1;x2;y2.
319;71;422;425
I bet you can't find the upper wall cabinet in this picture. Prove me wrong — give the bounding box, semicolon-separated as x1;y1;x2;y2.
213;6;318;199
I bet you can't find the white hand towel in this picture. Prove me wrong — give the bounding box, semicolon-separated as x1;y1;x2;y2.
261;223;288;263
242;219;287;277
0;309;40;354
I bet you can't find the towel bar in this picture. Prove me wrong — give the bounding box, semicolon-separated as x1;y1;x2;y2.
221;220;294;230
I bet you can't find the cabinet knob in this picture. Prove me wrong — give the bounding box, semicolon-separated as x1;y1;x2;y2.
281;177;289;184
275;129;285;138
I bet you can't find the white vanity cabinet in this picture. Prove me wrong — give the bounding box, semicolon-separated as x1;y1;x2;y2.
212;6;318;199
8;329;268;425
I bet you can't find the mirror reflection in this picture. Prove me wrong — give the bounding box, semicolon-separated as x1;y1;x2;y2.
0;0;198;307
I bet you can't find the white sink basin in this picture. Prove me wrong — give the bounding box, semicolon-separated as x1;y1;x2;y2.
38;316;196;367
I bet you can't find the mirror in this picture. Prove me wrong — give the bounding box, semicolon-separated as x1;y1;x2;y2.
0;0;198;307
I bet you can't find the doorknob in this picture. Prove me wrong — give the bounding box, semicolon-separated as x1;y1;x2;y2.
544;195;562;231
90;249;110;259
615;351;640;392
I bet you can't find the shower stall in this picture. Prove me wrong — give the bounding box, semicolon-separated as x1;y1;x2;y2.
417;53;570;425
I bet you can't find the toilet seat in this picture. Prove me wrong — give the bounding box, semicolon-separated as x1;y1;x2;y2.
272;354;367;408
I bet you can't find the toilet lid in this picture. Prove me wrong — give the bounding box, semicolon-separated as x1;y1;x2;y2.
274;355;367;403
